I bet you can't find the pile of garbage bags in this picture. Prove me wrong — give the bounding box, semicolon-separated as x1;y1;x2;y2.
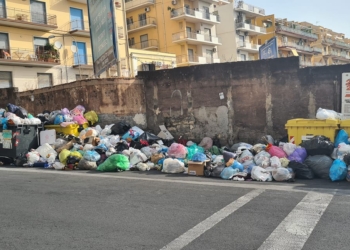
0;104;41;127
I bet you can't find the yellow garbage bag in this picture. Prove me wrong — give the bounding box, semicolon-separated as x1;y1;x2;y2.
70;151;82;159
84;111;98;124
59;149;71;165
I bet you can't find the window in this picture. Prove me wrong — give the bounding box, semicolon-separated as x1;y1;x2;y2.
239;35;245;47
70;8;84;30
206;49;213;63
0;0;6;18
203;6;209;19
240;54;246;61
138;13;146;26
128;37;135;46
30;0;47;24
0;71;12;88
140;34;148;49
126;17;133;25
37;73;52;88
34;37;48;56
188;49;194;62
76;74;89;80
0;32;9;59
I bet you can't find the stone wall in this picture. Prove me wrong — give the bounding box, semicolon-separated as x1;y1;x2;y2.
139;57;350;144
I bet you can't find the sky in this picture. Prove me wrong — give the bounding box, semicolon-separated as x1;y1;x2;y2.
243;0;350;38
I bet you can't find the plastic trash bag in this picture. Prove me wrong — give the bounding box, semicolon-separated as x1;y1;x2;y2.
266;144;287;158
259;135;274;145
83;150;101;162
251;166;272;182
129;149;148;165
204;163;225;178
270;156;282;168
337;143;350;160
151;153;164;164
187;144;205;160
70;105;85;116
335;130;349;148
199;137;213;150
344;153;350;166
223;151;236;163
251;144;266;154
288;147;307;163
168;143;188;159
220;167;239;180
53;162;65;170
300;136;334;156
97;154;130;172
304;155;333;179
14;106;28;119
237;149;254;167
272;168;292;182
229;160;244;172
329;159;347;181
84;111;99;125
279;158;290;168
76;158;97;170
231;142;252;152
283;143;297;156
54;114;65;125
136;162;150;171
59;149;71;165
111;121;131;135
288;161;314;179
36;143;57;164
192;152;207;162
6;103;19;113
254;151;271;168
115;140;129;152
138;132;162;145
26;151;40;165
162;158;185;173
99;124;114;137
122;126;144;140
213;155;224;164
316;108;343;120
83;144;94;151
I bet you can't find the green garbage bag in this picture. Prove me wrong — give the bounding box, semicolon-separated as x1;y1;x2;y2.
97;154;130;172
209;146;222;155
186;144;204;160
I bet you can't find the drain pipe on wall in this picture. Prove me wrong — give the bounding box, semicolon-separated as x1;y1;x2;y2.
121;0;130;76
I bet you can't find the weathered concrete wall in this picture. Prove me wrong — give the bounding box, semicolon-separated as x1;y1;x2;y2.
0;78;147;128
139;57;350;144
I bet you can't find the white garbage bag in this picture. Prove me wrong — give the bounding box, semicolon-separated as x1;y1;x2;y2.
251;166;272;182
162;158;185;173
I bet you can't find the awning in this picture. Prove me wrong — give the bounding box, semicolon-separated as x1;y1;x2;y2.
291;49;299;56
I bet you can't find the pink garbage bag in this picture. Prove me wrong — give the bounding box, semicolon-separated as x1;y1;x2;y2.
266;144;287;158
73;114;87;125
168;143;188;159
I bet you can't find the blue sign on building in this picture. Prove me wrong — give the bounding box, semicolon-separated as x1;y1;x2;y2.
259;37;278;60
87;0;118;76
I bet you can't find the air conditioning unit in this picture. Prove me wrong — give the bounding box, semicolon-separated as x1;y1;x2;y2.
145;7;150;12
212;48;217;52
172;0;177;5
115;2;121;8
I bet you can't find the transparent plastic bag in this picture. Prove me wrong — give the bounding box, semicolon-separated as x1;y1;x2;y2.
283;143;297;156
168;143;188;159
83;150;101;162
272;168;291;182
162;158;185;173
254;151;271;168
270;156;282;168
316;108;343;120
251;166;272;182
237;150;254;167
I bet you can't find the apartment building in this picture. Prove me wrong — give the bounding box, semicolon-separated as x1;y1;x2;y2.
216;0;266;62
125;0;230;67
256;17;322;67
299;22;350;66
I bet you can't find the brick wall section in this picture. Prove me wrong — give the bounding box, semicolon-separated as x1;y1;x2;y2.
1;78;147;128
139;57;350;144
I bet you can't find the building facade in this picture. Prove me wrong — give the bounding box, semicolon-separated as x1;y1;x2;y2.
216;0;266;62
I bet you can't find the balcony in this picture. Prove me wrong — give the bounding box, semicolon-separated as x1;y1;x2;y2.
0;47;60;67
334;40;350;50
71;54;93;69
235;1;265;17
237;41;260;53
127;17;157;33
125;0;155;12
172;31;221;46
278;41;314;54
299;61;313;67
130;39;158;50
312;47;322;54
314;62;326;66
276;25;318;41
0;7;57;31
236;22;266;35
322;51;338;57
170;7;220;25
333;52;350;61
68;0;87;3
176;55;204;66
68;20;90;37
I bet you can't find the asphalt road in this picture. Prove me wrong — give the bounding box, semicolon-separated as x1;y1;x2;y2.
0;167;350;250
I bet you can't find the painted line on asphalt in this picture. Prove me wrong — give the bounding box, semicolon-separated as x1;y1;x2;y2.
0;167;345;195
160;189;264;250
257;191;334;250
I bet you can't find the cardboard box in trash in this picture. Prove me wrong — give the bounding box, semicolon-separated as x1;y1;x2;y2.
188;161;207;176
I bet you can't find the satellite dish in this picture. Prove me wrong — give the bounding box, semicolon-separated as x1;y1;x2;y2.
71;45;77;53
54;41;62;49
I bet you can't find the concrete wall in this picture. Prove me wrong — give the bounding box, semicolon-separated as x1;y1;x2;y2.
139;57;350;144
0;78;147;129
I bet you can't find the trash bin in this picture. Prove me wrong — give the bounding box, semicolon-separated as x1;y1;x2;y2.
44;123;89;136
0;124;43;160
285;119;339;145
339;120;350;136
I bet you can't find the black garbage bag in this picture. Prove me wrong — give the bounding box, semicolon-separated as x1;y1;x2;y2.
304;155;333;179
344;153;350;166
223;151;236;163
162;139;175;147
67;156;80;165
213;135;221;148
14;106;28;119
111;122;131;135
204;163;225;178
6;103;19;113
129;140;143;150
300;136;334;156
288;161;314;179
138;132;162;145
115;140;129;152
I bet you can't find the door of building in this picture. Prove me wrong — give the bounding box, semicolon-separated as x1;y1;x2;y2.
188;49;194;62
30;0;47;24
0;0;6;18
140;34;148;49
73;41;87;65
139;13;146;27
70;8;84;30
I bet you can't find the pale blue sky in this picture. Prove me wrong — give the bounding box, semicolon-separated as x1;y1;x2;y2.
244;0;350;38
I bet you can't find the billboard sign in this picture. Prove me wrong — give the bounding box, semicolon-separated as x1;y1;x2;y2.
87;0;118;76
342;73;350;119
259;37;278;60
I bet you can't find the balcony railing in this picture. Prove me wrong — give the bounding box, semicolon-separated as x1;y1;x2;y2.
235;1;265;15
170;7;220;23
127;17;156;31
71;54;93;66
236;22;266;33
237;41;259;50
69;20;90;32
172;31;221;44
278;41;313;52
276;25;318;40
0;47;60;63
300;61;313;67
130;39;158;50
0;6;57;26
314;62;326;66
313;47;322;53
125;0;155;11
334;40;350;49
176;54;207;64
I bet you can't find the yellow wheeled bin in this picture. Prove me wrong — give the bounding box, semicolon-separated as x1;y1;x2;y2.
44;123;89;136
339;120;350;135
285;119;339;145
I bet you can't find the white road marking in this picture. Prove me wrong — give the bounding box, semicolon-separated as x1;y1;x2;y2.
258;191;333;250
0;168;346;195
160;189;264;250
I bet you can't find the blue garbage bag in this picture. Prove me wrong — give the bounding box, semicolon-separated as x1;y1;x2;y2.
54;114;65;125
83;150;101;162
335;130;349;148
191;152;206;162
329;159;347;181
220;167;239;180
230;161;244;172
